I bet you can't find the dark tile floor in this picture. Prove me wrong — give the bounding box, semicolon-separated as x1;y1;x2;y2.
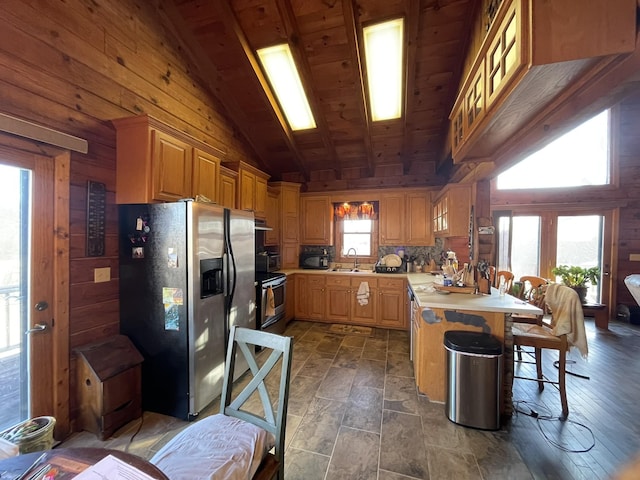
59;320;534;479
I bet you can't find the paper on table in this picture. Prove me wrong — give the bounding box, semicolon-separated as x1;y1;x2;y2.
73;454;156;480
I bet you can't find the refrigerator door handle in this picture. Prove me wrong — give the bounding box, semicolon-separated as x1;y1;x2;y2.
223;252;229;297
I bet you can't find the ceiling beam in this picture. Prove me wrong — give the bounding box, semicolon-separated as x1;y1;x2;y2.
401;0;420;175
342;0;375;177
156;0;271;172
213;0;310;180
275;0;342;180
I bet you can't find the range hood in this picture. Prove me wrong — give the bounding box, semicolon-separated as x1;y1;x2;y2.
254;219;273;231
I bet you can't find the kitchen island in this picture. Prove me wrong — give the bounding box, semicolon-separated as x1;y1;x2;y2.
406;273;543;415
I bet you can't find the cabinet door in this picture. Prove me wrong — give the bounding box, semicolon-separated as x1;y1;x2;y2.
239;170;256;212
307;276;326;321
264;190;280;246
326;276;351;322
406;192;433;246
284;274;295;323
219;173;236;209
451;103;465;157
486;0;521;107
151;130;193;202
377;278;407;328
350;277;376;325
254;176;268;219
295;275;308;319
280;186;300;243
379;194;406;245
301;196;333;245
192;148;220;202
281;243;299;269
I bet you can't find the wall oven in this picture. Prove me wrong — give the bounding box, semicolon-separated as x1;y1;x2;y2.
256;272;287;334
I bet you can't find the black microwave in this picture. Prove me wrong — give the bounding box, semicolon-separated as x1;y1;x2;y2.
256;253;280;272
300;253;330;270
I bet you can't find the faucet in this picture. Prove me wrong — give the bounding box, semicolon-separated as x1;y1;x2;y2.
346;248;358;270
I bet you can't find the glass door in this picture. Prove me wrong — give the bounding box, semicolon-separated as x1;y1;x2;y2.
556;215;604;304
0;152;54;431
0;163;30;430
496;210;612;306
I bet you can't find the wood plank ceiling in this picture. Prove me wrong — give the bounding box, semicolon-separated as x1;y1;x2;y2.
171;0;478;190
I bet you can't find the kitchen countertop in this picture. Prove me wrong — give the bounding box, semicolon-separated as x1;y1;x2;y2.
406;273;543;315
277;268;405;279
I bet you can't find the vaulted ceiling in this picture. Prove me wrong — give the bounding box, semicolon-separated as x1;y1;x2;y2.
171;0;478;189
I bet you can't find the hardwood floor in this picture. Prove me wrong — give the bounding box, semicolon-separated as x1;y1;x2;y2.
54;317;640;479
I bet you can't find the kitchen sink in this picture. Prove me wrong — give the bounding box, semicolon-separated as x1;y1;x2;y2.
329;268;371;273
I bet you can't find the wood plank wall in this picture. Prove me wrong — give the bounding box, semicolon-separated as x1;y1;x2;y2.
0;0;259;427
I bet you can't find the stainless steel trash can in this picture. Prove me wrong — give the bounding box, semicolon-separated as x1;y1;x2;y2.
444;331;503;430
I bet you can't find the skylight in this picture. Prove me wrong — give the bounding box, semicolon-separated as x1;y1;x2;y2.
363;18;405;121
256;44;316;131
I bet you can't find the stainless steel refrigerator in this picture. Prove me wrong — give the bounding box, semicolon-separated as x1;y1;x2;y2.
118;200;255;420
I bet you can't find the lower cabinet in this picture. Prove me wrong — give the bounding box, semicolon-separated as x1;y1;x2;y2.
377;278;408;329
295;274;405;329
296;275;326;321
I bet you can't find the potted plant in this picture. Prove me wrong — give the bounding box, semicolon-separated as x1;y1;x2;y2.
551;265;600;304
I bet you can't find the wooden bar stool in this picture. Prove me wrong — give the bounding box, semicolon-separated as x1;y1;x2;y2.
512;284;587;420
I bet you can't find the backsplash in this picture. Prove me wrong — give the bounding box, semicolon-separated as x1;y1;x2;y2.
379;238;446;268
301;241;447;269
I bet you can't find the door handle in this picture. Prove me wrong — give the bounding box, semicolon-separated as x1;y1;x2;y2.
26;323;48;334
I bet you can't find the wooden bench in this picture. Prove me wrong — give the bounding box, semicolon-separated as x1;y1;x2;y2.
582;303;608;329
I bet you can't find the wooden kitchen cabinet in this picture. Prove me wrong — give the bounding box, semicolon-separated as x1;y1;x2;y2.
192;148;220;203
377;277;407;329
270;182;301;268
264;186;280;246
325;276;351;322
296;275;326;321
113;115;225;204
450;0;636;163
433;184;471;237
219;166;237;209
300;195;333;245
379;193;405;246
284;273;295;324
350;277;377;325
326;275;378;325
225;161;270;219
406;191;433;246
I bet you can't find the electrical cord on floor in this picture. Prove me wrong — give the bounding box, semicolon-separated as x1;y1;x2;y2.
513;400;596;453
125;412;145;452
553;359;591;380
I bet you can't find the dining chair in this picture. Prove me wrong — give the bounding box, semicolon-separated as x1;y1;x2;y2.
512;275;549;360
151;326;293;480
512;284;587;420
495;270;514;294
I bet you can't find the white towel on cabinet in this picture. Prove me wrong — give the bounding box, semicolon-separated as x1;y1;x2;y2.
357;282;370;306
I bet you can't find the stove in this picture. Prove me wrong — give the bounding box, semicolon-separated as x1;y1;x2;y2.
255;272;287;334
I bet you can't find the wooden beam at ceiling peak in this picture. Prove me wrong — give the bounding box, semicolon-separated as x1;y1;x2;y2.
213;0;310;180
275;0;341;180
342;0;375;177
401;0;420;175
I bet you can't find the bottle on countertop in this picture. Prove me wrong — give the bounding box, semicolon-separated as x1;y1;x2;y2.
499;275;506;297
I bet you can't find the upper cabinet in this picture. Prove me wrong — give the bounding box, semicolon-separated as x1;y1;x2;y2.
380;190;434;246
450;0;636;163
224;161;270;219
433;184;471;238
300;195;333;245
113;115;227;204
264;186;280;246
379;193;405;246
192;148;221;203
219;166;237;209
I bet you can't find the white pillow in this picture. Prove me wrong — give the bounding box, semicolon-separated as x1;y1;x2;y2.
150;414;274;480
